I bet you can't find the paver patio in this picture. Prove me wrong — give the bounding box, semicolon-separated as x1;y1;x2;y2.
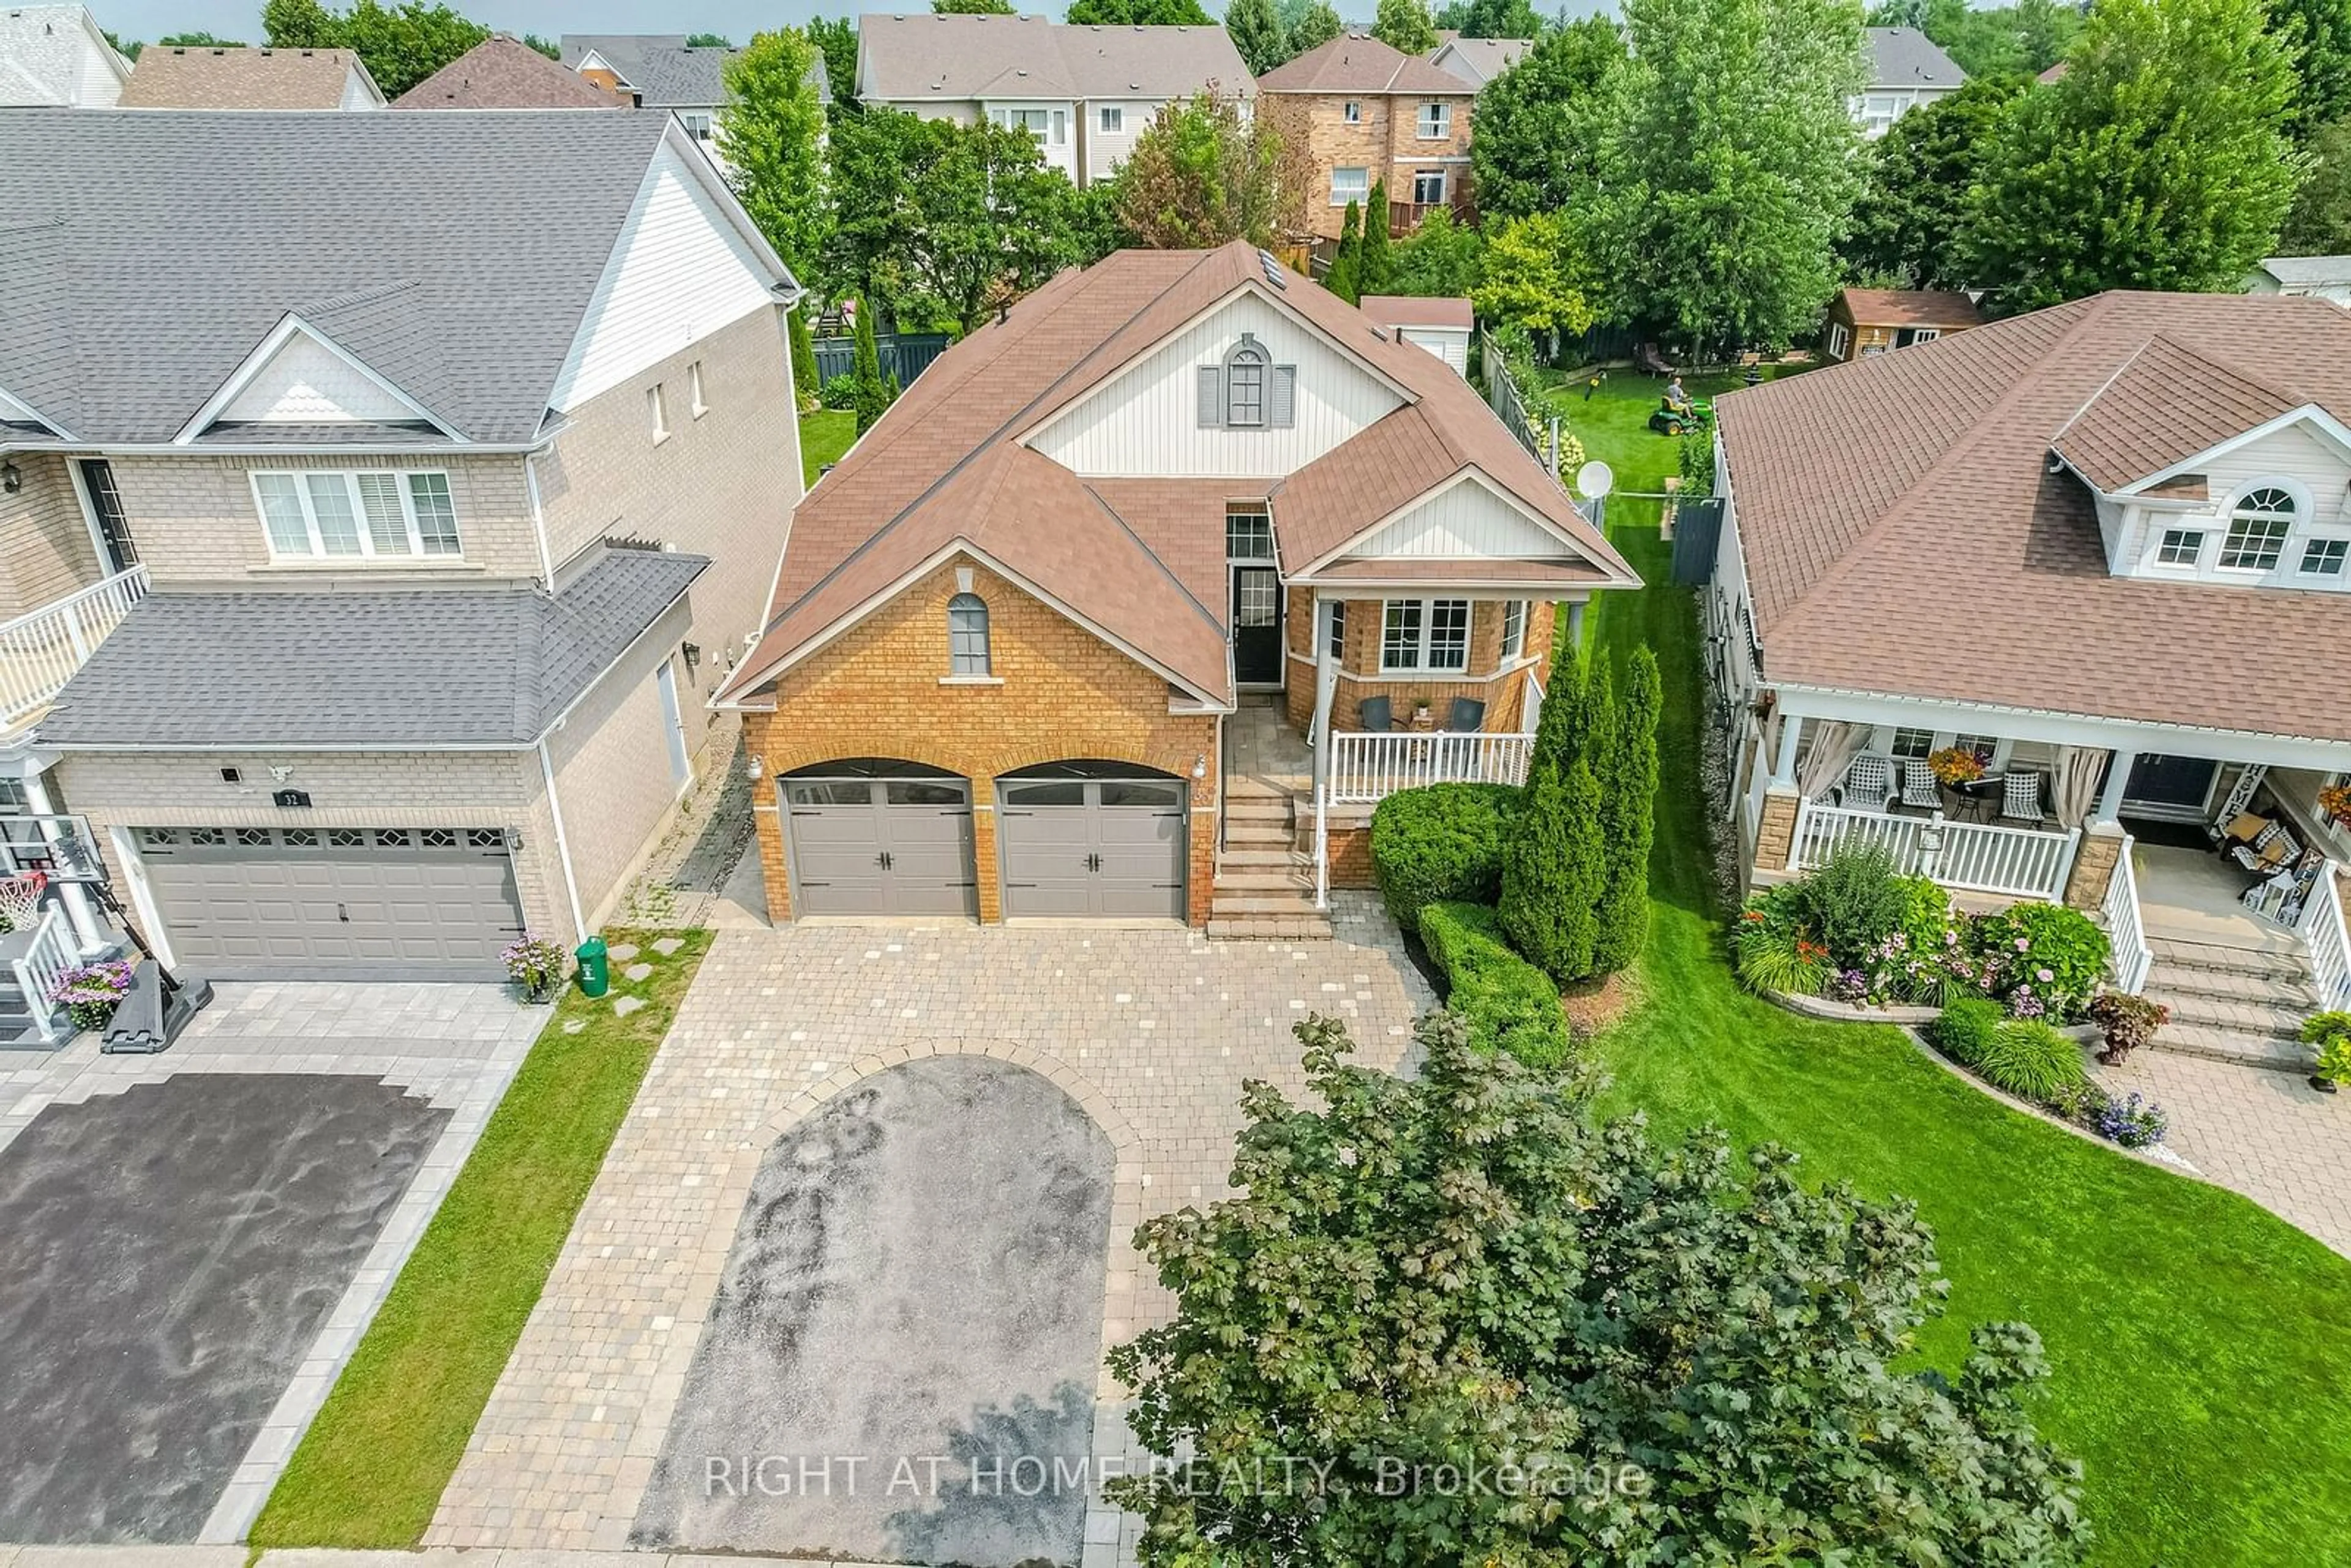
429;897;1436;1558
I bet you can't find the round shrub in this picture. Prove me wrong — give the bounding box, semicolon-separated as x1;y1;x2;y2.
1928;998;2005;1067
1976;1018;2092;1106
1793;842;1910;968
1971;902;2110;1019
1370;783;1518;936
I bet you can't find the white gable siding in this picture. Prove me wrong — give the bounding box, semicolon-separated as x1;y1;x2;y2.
0;7;126;106
2110;417;2351;591
547;144;778;415
219;332;419;424
1030;291;1404;478
338;62;381;109
1397;324;1469;375
1343;475;1567;561
2200;419;2351;520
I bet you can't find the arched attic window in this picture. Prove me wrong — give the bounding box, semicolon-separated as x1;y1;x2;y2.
2219;486;2296;571
1197;332;1296;430
948;592;991;676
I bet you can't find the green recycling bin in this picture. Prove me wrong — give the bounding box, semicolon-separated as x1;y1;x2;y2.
576;936;610;998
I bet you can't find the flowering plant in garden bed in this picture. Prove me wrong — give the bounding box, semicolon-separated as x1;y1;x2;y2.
501;934;567;1002
49;958;135;1032
2094;1092;2169;1149
1971;902;2109;1022
1928;746;1987;786
2087;992;2171;1064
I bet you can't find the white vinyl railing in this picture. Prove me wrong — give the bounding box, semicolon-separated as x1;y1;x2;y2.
0;566;150;729
1326;730;1536;805
7;906;75;1044
1791;801;2080;902
2300;860;2351;1013
2103;835;2153;995
1313;782;1330;911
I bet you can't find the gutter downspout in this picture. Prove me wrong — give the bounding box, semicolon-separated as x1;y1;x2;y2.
538;738;590;944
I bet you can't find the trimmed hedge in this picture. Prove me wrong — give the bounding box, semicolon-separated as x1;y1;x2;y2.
1420;901;1572;1070
1928;998;2005;1067
1370;784;1519;935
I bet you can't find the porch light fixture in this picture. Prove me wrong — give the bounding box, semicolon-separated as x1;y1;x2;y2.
1192;754;1208;779
682;642;702;670
1;460;18;495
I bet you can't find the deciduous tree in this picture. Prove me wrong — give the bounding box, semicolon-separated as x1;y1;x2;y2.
1067;0;1214;23
1469;211;1594;339
261;0;487;98
1287;0;1344;56
808;15;859;110
1384;206;1482;296
1965;0;2300;312
1112;90;1312;249
1371;0;1438;55
1224;0;1290;77
2271;0;2351;136
1454;0;1541;39
2284;114;2351;253
1843;73;2025;289
931;0;1014;13
1469;15;1625;224
719;29;830;279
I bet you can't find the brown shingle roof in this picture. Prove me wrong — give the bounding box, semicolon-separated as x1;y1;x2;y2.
724;242;1635;705
1837;287;1985;330
393;36;625;110
1717;291;2351;742
118;45;377;110
1256;31;1475;94
857;13;1249;102
2051;334;2303;492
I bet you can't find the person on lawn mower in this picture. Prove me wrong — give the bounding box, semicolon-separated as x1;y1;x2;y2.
1665;375;1690;415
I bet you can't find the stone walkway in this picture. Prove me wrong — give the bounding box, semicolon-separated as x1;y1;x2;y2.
2090;1048;2351;1257
429;896;1435;1562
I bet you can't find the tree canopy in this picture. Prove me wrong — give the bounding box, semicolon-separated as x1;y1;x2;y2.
2271;0;2351;136
1371;0;1439;56
684;31;731;47
931;0;1015;13
1468;16;1626;225
1223;0;1291;76
718;29;830;279
1287;0;1345;56
1112;91;1313;249
1963;0;2300;312
1843;73;2026;290
1384;207;1483;296
1109;1010;2091;1566
260;0;487;98
2284;113;2351;253
1913;0;2080;78
1067;0;1215;23
1471;211;1594;338
1437;0;1544;39
807;15;858;110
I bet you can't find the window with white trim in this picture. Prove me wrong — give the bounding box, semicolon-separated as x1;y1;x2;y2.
1100;105;1122;133
1225;340;1269;426
1225;505;1274;561
677;110;714;143
2156;527;2205;567
648;382;669;441
948;593;991;676
1332;165;1368;206
1826;321;1850;359
688;361;708;418
1500;599;1526;659
1381;598;1470;672
1412;168;1445;205
1343;100;1360;124
1326;599;1346;659
1886;727;1933;761
2300;537;2349;576
252;470;462;560
2218;486;2295;570
1415;102;1450;138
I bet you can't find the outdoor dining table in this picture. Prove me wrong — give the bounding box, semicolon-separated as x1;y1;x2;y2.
1941;776;2005;824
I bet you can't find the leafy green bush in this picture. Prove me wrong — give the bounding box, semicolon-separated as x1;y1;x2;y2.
1793;842;1911;968
1973;902;2111;1019
1929;998;2006;1067
1370;783;1518;935
1976;1019;2092;1106
1419;902;1572;1069
2301;1010;2351;1052
1733;886;1829;996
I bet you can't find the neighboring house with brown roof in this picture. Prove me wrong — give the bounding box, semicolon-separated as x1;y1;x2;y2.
118;45;384;110
1706;291;2351;1044
1824;287;1985;362
1257;31;1479;241
1357;294;1472;375
394;36;625;110
0;4;130;107
713;240;1638;936
854;13;1250;187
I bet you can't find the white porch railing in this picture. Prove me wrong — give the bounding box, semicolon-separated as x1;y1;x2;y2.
1791;800;2080;902
7;906;75;1044
1326;730;1536;805
2300;860;2351;1013
0;566;151;729
2102;835;2153;995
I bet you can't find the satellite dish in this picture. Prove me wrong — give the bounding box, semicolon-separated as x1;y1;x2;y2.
1575;460;1615;501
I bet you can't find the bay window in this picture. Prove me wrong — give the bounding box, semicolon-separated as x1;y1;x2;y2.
1381;598;1470;672
253;468;462;560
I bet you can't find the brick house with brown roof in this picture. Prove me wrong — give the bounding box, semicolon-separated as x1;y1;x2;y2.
1256;32;1478;242
1708;291;2351;1059
715;241;1638;936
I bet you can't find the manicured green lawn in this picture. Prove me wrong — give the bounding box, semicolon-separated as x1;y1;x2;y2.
249;930;713;1548
1589;516;2351;1565
800;409;857;490
1525;363;1798;489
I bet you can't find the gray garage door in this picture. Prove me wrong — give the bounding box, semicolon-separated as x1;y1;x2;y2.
999;768;1187;920
784;769;977;918
133;825;525;980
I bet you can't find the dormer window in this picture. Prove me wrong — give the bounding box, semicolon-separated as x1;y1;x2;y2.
2156;528;2205;568
1226;340;1267;426
2302;538;2349;577
1197;333;1296;429
2218;486;2295;571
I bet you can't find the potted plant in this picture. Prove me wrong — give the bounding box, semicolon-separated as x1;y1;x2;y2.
502;933;567;1003
2319;781;2351;831
49;958;135;1035
1928;746;1986;787
2087;991;2171;1065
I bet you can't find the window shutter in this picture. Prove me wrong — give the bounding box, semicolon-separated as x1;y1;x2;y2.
1269;364;1297;429
1198;365;1223;427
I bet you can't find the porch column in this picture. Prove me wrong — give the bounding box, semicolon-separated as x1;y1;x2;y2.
1308;595;1338;799
1769;712;1804;787
20;764;105;955
2094;749;2137;825
1756;715;1806;872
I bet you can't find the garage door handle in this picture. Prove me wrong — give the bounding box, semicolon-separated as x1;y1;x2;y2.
1086;853;1101;872
337;902;350;923
875;851;893;870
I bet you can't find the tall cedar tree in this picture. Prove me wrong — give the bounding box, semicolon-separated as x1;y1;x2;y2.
261;0;486;97
1327;200;1363;302
1224;0;1291;75
1357;179;1393;293
1526;616;1586;785
1501;752;1607;983
848;299;893;432
787;306;820;412
1469;17;1627;224
718;30;830;278
1842;73;2025;290
1288;0;1344;56
1114;91;1313;249
1963;0;2300;312
1591;646;1662;975
1371;0;1438;54
1108;1011;2090;1566
1604;0;1864;354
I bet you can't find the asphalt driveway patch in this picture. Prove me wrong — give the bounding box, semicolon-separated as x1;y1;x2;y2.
633;1054;1115;1567
0;1073;446;1543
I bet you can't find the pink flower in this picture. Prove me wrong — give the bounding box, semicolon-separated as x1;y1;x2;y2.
2014;937;2030;951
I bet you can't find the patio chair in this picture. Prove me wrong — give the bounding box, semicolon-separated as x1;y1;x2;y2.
1837;752;1898;811
1999;770;2045;824
1444;697;1485;733
1899;760;1940;811
1357;696;1393;733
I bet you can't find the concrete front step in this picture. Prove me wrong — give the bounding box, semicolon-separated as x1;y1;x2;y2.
1217;846;1305;868
1214;869;1316;893
1207;915;1335;939
2148;1021;2314;1073
2143;985;2309;1042
2146;935;2315;982
1226;797;1292;822
2144;959;2320;1007
1211;891;1326;915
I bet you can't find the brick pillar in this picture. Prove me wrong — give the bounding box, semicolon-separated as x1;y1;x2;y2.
754;790;793;923
972;784;1003;923
1753;788;1801;872
2064;823;2124;910
1187;802;1216;927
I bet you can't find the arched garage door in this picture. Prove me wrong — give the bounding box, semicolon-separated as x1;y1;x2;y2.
782;760;977;918
998;762;1187;920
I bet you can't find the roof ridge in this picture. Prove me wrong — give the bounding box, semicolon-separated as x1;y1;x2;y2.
1081;481;1227;637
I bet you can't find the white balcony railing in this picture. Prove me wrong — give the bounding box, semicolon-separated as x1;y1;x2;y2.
2103;835;2153;995
1791;800;2080;902
6;906;75;1043
0;566;151;729
1326;729;1535;805
2300;860;2351;1013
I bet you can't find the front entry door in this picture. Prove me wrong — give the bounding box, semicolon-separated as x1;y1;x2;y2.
1231;566;1283;687
77;460;139;574
2123;754;2221;822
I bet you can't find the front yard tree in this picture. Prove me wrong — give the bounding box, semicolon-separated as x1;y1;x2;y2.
1357;179;1393;293
1592;645;1662;975
1502;750;1605;981
1371;0;1438;56
719;29;830;279
1843;73;2025;290
1469;16;1627;224
1109;1011;2091;1566
1964;0;2299;312
1114;90;1312;249
1224;0;1291;76
261;0;487;98
1607;0;1864;356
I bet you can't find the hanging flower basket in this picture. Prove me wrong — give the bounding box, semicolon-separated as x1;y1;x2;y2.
2319;782;2351;831
1928;746;1987;787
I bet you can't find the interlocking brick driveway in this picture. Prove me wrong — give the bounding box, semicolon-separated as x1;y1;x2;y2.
429;896;1435;1558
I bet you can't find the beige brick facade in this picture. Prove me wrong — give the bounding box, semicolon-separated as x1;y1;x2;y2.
1281;88;1476;242
1281;588;1555;734
0;454;105;622
741;556;1221;927
1754;788;1801;872
2064;823;2125;910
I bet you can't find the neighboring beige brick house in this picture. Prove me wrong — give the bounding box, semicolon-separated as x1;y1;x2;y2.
0;108;804;985
1255;31;1479;241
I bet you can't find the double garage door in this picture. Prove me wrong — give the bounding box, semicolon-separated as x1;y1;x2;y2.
135;825;525;980
783;763;1186;921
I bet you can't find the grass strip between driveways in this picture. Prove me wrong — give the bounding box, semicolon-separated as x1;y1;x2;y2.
249;928;713;1549
1589;513;2351;1566
800;409;857;490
